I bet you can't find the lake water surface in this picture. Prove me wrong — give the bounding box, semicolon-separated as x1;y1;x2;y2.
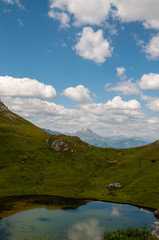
0;196;157;240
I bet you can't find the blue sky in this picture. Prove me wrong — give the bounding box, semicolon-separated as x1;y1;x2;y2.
0;0;159;140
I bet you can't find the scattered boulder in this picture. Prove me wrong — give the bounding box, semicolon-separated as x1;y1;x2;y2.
108;160;118;163
19;155;28;164
20;160;25;164
154;209;159;219
152;222;159;238
106;182;123;188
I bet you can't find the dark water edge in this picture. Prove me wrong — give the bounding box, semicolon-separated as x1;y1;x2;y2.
0;195;157;220
0;195;158;240
0;195;91;219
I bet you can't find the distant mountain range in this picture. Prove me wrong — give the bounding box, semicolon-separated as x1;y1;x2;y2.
43;129;61;135
43;128;150;148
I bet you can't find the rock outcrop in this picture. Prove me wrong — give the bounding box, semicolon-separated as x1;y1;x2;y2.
154;209;159;219
0;101;17;120
46;135;90;153
106;182;123;188
46;137;75;152
152;222;159;238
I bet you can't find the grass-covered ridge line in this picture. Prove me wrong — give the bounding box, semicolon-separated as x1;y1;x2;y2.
0;101;159;209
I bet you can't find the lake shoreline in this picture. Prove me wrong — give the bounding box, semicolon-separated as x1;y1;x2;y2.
0;194;157;219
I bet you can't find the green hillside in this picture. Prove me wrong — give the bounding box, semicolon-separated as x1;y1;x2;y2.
0;101;159;209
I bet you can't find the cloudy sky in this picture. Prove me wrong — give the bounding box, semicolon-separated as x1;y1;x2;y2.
0;0;159;140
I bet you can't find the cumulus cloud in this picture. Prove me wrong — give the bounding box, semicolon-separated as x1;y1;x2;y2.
48;10;70;28
0;76;57;99
143;20;159;30
79;96;142;123
2;97;70;118
139;73;159;90
2;95;144;133
105;67;139;95
48;0;112;26
105;96;140;110
4;94;159;139
106;79;139;95
63;85;92;103
74;27;113;64
112;0;159;30
144;34;159;60
147;98;159;113
48;0;159;30
116;67;126;79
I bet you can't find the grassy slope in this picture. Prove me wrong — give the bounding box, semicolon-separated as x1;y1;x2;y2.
0;105;159;209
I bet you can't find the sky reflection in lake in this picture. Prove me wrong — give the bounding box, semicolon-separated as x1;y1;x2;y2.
0;197;157;240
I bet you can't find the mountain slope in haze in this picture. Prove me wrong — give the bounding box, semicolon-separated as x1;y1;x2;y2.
73;128;149;148
43;127;149;148
1;101;159;209
43;128;61;135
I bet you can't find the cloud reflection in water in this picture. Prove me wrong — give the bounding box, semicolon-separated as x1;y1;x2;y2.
111;206;120;217
68;219;103;240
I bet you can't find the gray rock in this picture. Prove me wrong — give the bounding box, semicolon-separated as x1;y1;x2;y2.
154;209;159;218
152;222;159;238
20;160;24;164
106;182;123;188
46;137;74;152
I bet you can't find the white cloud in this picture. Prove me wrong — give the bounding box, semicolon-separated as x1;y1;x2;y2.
0;76;57;99
48;10;70;28
140;73;159;90
3;96;158;139
116;67;126;78
2;97;68;118
49;0;112;26
17;18;23;26
63;85;92;103
104;22;117;36
112;0;159;30
105;96;140;110
147;98;159;113
79;96;142;122
1;0;24;9
148;117;159;124
143;20;159;30
106;67;139;95
48;0;159;30
74;27;113;64
105;79;139;95
144;34;159;60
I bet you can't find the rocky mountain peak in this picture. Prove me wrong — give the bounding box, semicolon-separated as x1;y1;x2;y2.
79;128;93;133
0;101;9;112
0;101;18;121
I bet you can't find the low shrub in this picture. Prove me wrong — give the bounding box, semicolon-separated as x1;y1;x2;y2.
104;227;157;240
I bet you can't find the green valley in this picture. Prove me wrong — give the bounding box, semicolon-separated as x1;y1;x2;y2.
0;101;159;209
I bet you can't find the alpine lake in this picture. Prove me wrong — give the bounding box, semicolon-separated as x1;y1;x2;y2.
0;195;157;240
